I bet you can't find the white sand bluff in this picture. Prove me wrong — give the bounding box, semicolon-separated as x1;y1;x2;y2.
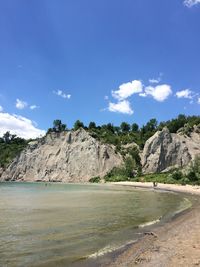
0;128;123;182
142;126;200;173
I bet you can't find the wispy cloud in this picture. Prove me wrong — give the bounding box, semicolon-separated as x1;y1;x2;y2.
15;99;39;111
53;90;71;99
149;79;160;84
0;105;3;112
108;100;133;115
0;112;45;139
16;99;28;110
176;89;193;99
198;97;200;104
30;105;39;110
149;73;163;84
184;0;200;7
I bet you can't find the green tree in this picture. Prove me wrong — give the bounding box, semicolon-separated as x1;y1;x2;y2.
53;120;62;132
52;120;67;132
120;122;130;133
124;157;136;178
106;123;115;133
128;146;141;166
3;131;11;144
0;133;28;168
131;123;139;132
187;156;200;183
61;123;67;131
167;114;187;133
74;120;84;130
101;123;115;133
88;121;96;130
144;118;158;132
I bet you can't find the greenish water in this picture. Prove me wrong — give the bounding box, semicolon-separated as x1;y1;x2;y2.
0;182;190;267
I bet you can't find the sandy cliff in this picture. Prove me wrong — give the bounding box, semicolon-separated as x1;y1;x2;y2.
0;128;123;182
142;126;200;173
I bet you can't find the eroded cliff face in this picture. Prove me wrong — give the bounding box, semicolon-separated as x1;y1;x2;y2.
0;128;123;182
142;126;200;173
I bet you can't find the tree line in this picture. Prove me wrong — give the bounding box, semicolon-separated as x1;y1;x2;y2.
47;114;200;148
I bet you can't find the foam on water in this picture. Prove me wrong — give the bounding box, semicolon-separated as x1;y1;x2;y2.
138;217;161;228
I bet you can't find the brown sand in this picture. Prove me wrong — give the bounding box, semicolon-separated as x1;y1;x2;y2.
106;182;200;267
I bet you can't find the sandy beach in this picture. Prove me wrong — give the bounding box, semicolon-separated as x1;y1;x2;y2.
106;182;200;267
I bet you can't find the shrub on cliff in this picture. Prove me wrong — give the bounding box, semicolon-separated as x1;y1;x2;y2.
89;176;101;183
186;156;200;184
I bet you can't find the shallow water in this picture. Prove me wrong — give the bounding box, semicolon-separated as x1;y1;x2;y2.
0;182;190;267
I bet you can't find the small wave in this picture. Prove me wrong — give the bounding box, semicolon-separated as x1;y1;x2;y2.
138;217;161;228
173;197;192;215
87;240;136;259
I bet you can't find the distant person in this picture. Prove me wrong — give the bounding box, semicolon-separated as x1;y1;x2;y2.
153;181;158;187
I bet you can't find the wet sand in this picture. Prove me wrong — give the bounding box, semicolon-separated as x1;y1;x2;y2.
106;182;200;267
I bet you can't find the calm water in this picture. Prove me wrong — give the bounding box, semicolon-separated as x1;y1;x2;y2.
0;182;190;267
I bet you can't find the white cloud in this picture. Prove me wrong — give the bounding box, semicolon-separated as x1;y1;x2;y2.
176;89;193;99
144;84;172;102
149;79;160;84
184;0;200;7
30;105;39;110
108;100;133;115
54;90;71;99
198;97;200;104
139;92;147;97
0;105;3;112
0;112;45;139
112;80;143;100
106;77;172;115
16;99;28;110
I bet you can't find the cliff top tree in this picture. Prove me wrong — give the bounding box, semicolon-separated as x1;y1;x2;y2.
120;122;130;133
3;131;12;144
48;120;67;133
131;123;139;132
88;121;96;130
74;120;84;131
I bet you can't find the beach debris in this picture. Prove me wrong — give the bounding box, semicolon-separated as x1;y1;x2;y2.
144;232;158;238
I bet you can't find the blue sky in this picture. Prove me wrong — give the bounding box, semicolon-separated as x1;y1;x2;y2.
0;0;200;138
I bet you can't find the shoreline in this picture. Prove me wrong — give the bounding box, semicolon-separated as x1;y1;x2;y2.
111;181;200;195
105;181;200;267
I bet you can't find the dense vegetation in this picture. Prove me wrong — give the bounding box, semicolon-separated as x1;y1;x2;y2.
138;156;200;185
76;114;200;149
89;156;200;185
0;132;28;168
47;115;200;150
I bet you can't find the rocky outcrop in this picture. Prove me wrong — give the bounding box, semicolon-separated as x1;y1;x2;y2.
142;126;200;173
0;128;123;182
